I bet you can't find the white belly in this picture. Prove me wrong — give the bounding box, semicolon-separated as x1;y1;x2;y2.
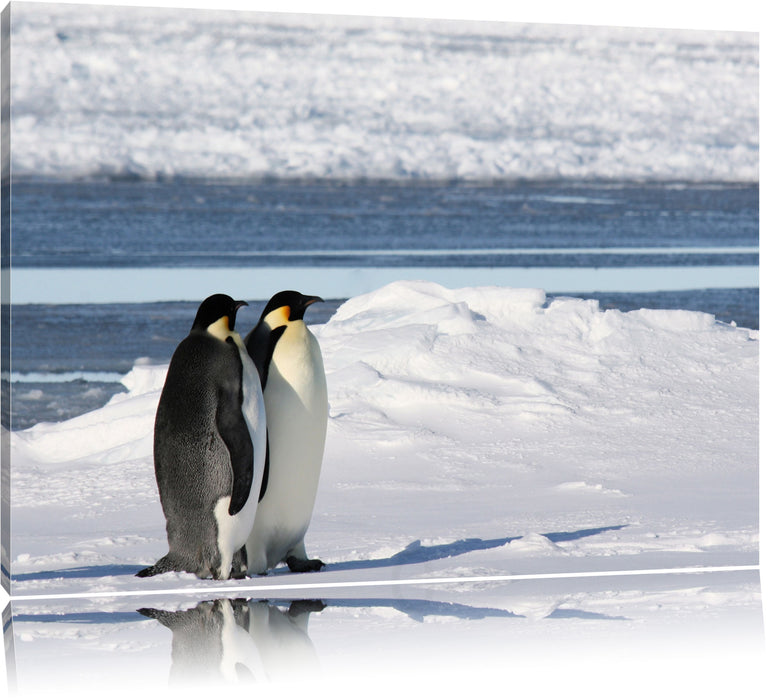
217;600;266;681
214;338;267;579
246;323;327;574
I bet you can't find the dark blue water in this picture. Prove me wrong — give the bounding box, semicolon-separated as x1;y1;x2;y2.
11;179;758;267
4;179;759;429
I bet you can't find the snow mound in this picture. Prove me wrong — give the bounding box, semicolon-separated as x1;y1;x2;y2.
318;280;754;449
119;360;168;396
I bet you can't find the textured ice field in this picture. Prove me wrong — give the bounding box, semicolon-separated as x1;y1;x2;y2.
8;282;758;598
9;5;758;182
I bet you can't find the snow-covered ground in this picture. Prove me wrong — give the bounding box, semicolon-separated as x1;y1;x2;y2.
3;280;763;693
8;282;758;598
9;4;758;182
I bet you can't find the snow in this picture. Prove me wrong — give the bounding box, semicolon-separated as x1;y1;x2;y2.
9;4;758;182
2;279;764;692
7;281;758;597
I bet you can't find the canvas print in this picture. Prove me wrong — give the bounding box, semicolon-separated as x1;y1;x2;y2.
0;0;761;691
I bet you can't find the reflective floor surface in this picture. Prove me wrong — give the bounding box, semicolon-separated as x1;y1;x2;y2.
3;567;765;698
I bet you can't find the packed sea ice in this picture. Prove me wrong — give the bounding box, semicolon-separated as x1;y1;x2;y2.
9;5;758;182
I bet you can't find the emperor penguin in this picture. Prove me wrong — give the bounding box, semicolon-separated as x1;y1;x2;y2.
137;294;267;580
244;291;328;575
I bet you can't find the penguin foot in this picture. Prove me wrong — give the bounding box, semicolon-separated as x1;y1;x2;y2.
288;600;327;616
230;546;248;579
286;556;325;573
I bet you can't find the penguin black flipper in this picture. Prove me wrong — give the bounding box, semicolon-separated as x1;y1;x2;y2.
218;337;255;517
259;428;270;501
246;323;287;390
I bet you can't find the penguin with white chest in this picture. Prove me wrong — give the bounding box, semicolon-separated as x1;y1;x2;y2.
244;291;328;574
137;294;267;580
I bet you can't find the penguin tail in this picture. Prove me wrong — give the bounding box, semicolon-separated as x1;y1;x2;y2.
135;554;179;578
136;607;188;631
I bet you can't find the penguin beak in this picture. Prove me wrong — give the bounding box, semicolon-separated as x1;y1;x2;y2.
235;300;249;310
303;295;324;308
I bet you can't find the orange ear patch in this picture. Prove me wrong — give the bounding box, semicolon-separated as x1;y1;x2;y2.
264;305;292;329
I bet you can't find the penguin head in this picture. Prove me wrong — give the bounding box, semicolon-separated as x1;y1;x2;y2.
192;294;248;338
260;291;324;328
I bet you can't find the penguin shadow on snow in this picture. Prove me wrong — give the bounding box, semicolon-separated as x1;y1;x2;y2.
12;563;146;582
324;524;629;572
12;526;627;583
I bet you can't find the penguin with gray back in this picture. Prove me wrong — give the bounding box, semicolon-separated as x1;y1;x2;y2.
137;294;267;580
244;291;328;574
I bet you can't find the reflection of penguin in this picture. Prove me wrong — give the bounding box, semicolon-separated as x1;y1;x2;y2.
246;600;324;679
244;291;328;574
138;599;325;685
137;294;266;580
138;600;264;684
